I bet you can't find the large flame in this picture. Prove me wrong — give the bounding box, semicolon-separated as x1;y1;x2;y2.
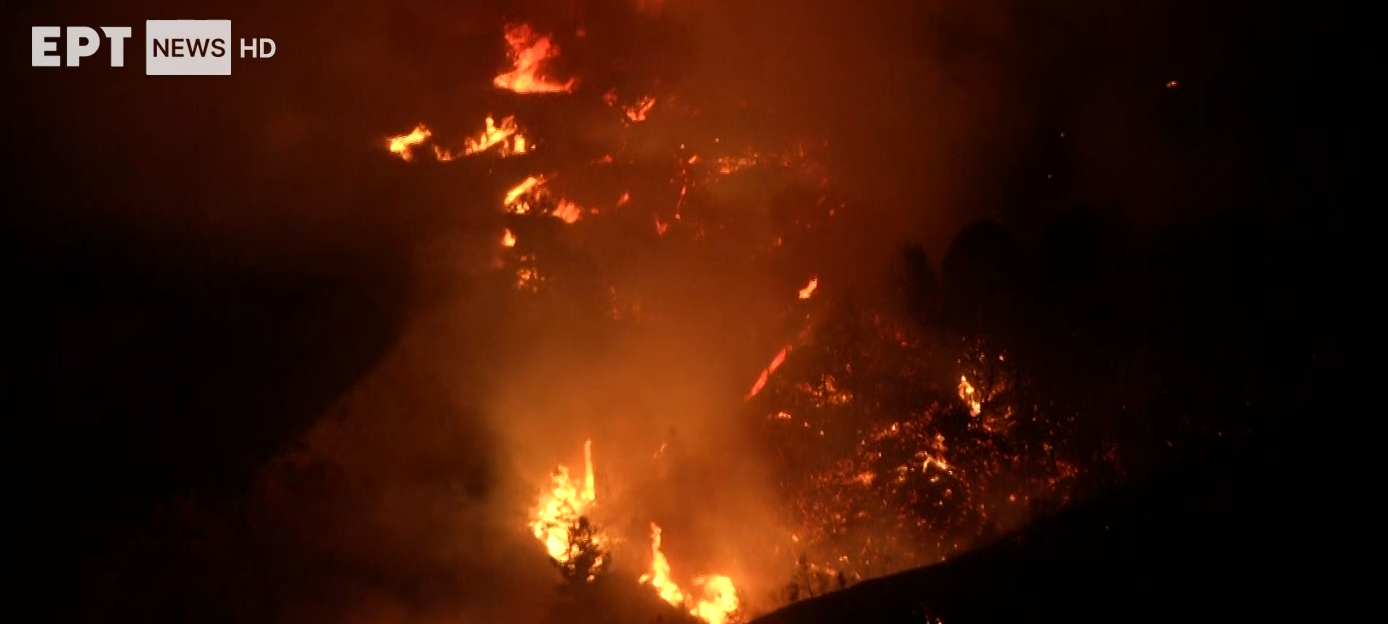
494;24;577;94
692;575;740;624
530;440;599;564
639;523;741;624
639;523;686;606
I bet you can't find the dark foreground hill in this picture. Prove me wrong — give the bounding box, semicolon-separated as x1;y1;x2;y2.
752;434;1325;624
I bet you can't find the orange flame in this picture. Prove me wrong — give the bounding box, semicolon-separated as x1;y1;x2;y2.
494;24;576;94
798;277;818;299
626;96;656;122
639;523;686;606
502;228;517;248
582;439;595;502
746;346;790;400
530;440;600;564
958;375;982;417
465;115;528;156
553;199;584;224
386;124;431;161
691;575;740;624
639;523;740;624
505;176;546;212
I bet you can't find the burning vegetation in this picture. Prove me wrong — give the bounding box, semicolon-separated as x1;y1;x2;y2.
370;16;1129;620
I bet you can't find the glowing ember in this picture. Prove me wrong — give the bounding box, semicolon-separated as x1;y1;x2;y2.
626;96;656;122
691;575;740;624
432;145;457;162
502;228;517;248
746;346;791;400
639;523;686;606
494;24;577;94
553;199;584;224
958;375;982;417
385;124;431;161
798;277;818;299
504;176;546;212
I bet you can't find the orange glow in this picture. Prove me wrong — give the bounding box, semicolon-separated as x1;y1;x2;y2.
626;96;656;122
638;523;739;624
494;24;577;94
746;346;790;400
386;124;431;161
432;145;457;162
617;191;631;207
639;523;686;606
582;439;595;502
958;375;982;417
504;176;545;212
798;277;818;299
553;199;584;224
529;440;600;565
465;115;527;156
502;228;517;248
691;575;740;624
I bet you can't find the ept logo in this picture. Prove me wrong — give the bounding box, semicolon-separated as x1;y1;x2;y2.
31;21;275;75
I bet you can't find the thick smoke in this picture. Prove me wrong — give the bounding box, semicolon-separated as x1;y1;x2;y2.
5;0;1320;623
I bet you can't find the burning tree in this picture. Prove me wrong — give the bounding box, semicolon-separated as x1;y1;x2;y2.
531;442;610;583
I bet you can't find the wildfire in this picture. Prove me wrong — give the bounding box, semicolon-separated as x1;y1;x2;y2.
798;277;818;299
958;375;982;417
746;346;791;400
465;115;528;156
530;440;601;568
504;176;546;212
626;96;656;122
692;575;740;624
639;523;685;606
385;124;431;161
494;24;577;94
553;199;584;224
502;228;517;248
639;523;741;624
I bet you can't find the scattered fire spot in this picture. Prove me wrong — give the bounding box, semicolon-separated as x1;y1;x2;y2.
494;24;577;94
385;124;430;161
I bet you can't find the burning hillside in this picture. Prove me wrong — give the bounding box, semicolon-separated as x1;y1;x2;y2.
10;0;1337;623
374;16;1115;621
